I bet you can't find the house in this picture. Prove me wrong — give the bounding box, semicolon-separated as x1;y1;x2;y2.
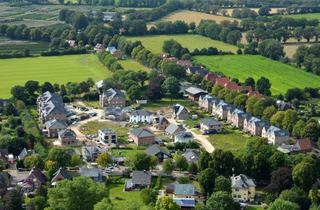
82;145;108;162
227;109;247;128
94;43;104;52
243;117;266;136
276;100;293;110
18;148;29;161
174;131;193;143
51;168;71;186
37;91;67;123
183;150;199;163
125;170;152;191
204;72;219;83
99;88;126;108
58;129;77;146
261;126;289;145
129;110;153;124
231;174;256;202
212;100;230;120
106;46;117;54
200;118;222;134
185;86;208;102
18;167;46;194
98;128;117;144
176;60;193;69
102;12;117;21
173;104;189;120
66;40;76;48
199;95;216;112
165;123;185;138
129;128;155;146
173;183;196;209
104;106;131;121
45;119;67;138
153;115;170;131
186;66;208;77
80;167;104;182
145;144;170;161
278;138;313;154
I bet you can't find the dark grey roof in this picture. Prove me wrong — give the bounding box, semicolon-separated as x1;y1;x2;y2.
102;88;124;100
131;171;152;185
131;110;152;117
130;128;154;138
145;144;168;156
80;167;102;177
231;174;255;189
266;126;289;137
51;168;70;183
153;115;169;125
165;123;185;135
174;184;196;195
173;104;188;116
187;67;208;76
45;119;67;129
200;118;221;126
183;150;199;163
175;131;193;139
58;129;76;138
185;86;208;95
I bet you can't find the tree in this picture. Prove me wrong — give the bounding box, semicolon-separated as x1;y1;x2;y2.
265;167;292;194
259;6;271;16
47;148;71;167
293;158;318;191
155;196;180;210
270;111;285;127
244;77;255;86
162;158;175;174
96;152;112;168
2;189;23;210
161;62;186;78
258;39;284;60
206;191;240;210
72;13;88;30
24;155;44;170
246;96;259;113
25;195;47;210
161;76;181;101
130;153;157;170
47;176;107;210
25;80;39;95
188;162;198;174
198;168;216;196
214;176;231;193
256;77;271;96
70;154;83;167
268;199;299;210
147;75;165;100
279;188;311;210
127;84;142;102
263;105;277;121
282;109;298;131
140;188;158;205
302;121;320;141
41;82;54;93
93;198;113;210
292;120;305;138
174;154;188;171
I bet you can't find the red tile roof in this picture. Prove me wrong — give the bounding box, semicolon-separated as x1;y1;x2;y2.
296;138;313;151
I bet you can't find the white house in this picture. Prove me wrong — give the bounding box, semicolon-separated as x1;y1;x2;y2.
261;125;289;145
98;128;118;144
200;118;222;134
129;110;153;124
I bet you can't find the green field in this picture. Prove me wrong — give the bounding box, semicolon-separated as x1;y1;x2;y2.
284;13;320;20
0;54;109;98
0;37;49;54
194;55;320;95
127;34;238;54
118;59;150;71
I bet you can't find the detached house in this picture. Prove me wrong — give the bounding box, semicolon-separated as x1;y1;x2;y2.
82;145;107;162
51;168;71;186
243;117;266;136
145;144;170;161
174;131;194;143
98;128;117;144
199;95;216;112
165;123;185;139
45;119;67;138
58;129;77;146
173;184;197;209
125;170;152;191
173;104;189;120
18;167;46;195
185;86;208;102
80;167;104;182
129;128;155;146
153;115;170;131
262;126;289;145
186;66;208;77
200;118;222;134
99;88;126;108
231;174;256;202
129;110;153;124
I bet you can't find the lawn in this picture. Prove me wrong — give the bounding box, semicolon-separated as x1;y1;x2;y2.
111;147;144;159
140;98;194;111
107;177;145;210
148;10;238;27
118;59;150;72
194;54;320;95
209;127;262;156
79;121;129;143
126;34;238;54
0;54;110;98
284;13;320;21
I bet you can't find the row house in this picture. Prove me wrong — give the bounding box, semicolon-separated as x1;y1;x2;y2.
129;110;153;124
243;117;266;136
212;100;234;120
262;125;289;145
227;109;251;129
199;95;216;112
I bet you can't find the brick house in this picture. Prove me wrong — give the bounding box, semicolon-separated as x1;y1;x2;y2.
129;128;155;146
45;119;67;138
99;88;126;108
58;129;77;146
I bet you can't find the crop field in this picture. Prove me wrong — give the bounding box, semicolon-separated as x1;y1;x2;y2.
194;54;320;95
127;34;238;54
0;37;49;54
224;7;283;16
284;13;320;20
0;54;110;98
148;10;238;27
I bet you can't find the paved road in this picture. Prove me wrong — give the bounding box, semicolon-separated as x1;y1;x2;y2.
168;118;215;153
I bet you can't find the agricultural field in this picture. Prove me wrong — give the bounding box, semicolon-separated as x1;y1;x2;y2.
284;12;320;21
223;7;283;16
0;37;49;55
0;54;109;98
118;59;150;72
194;54;320;95
127;34;238;54
148;10;238;27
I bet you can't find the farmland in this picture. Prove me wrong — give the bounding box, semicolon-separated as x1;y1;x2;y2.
194;54;320;95
127;34;238;54
148;10;238;27
0;54;109;98
118;59;150;72
284;12;320;20
0;37;49;55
